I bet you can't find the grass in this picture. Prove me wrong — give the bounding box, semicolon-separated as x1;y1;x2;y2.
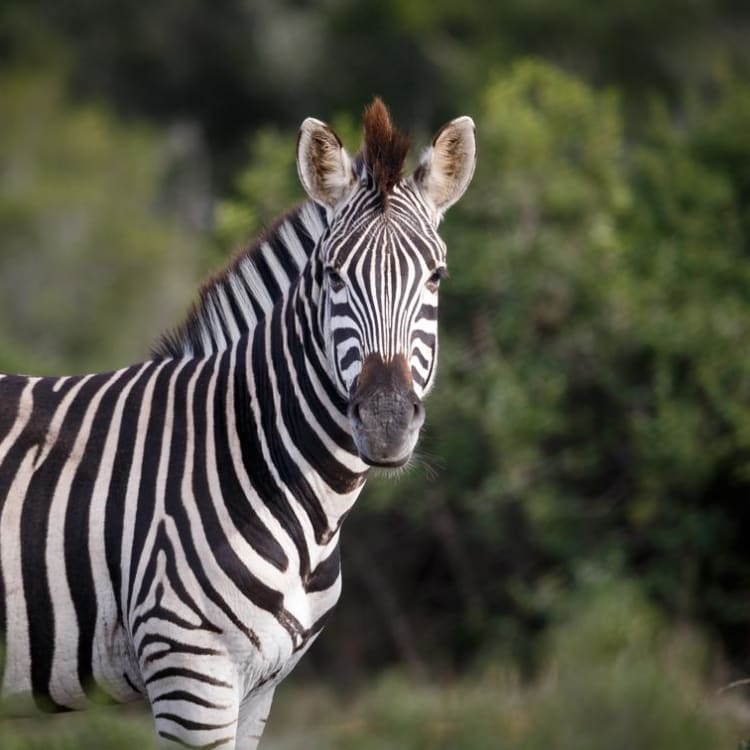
2;580;749;749
264;579;750;750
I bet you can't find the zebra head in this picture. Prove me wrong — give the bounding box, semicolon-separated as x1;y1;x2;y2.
297;99;476;468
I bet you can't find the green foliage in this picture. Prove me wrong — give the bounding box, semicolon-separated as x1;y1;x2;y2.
433;59;750;571
0;707;152;750
3;0;749;169
0;66;211;374
2;2;750;740
265;580;748;749
213;129;299;256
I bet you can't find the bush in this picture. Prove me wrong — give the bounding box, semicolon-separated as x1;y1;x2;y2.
0;66;211;374
267;579;749;749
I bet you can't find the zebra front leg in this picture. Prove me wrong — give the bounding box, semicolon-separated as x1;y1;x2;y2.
146;665;240;749
235;687;276;749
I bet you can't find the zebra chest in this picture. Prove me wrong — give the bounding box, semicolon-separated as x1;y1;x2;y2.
229;545;344;696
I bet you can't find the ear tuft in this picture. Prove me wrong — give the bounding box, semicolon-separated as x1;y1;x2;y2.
297;118;354;208
415;116;476;215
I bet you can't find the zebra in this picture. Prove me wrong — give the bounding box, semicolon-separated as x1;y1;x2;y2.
0;97;476;748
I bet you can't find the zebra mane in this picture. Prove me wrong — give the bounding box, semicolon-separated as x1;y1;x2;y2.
362;97;410;196
152;201;328;359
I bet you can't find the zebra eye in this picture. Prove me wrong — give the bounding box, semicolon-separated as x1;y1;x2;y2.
426;267;448;293
326;267;346;293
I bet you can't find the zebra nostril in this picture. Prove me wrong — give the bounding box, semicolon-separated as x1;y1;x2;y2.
411;399;426;429
348;400;363;428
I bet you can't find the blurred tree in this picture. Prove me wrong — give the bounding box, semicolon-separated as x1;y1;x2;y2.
0;0;328;179
2;3;750;745
2;0;749;176
267;577;748;749
0;66;212;373
2;0;750;702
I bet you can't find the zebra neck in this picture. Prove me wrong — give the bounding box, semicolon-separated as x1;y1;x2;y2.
231;266;368;539
153;202;329;359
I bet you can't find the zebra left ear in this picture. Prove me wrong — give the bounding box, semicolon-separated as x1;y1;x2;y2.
297;118;355;208
414;116;476;216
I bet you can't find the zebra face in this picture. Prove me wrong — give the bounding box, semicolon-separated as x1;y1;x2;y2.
320;192;444;466
297;99;476;467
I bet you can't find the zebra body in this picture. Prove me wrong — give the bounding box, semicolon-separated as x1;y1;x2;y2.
0;99;476;747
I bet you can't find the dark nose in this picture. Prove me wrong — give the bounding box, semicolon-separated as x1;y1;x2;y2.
348;387;425;466
348;389;425;432
347;353;426;466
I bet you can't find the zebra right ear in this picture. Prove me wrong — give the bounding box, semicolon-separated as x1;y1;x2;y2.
297;118;355;208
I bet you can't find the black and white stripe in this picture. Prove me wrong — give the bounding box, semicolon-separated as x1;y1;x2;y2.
322;180;445;397
0;100;476;748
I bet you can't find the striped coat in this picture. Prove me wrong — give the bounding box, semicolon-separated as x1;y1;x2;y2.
0;99;476;748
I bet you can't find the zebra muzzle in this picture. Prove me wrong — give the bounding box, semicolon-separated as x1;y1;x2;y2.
348;354;425;467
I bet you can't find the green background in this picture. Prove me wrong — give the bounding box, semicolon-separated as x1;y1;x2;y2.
2;2;750;746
